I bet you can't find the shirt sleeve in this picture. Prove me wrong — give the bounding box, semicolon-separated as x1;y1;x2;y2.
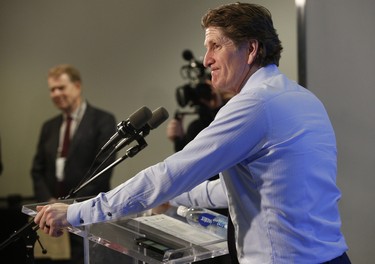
169;178;228;208
67;89;267;226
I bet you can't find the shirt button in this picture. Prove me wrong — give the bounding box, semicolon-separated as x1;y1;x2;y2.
80;219;84;224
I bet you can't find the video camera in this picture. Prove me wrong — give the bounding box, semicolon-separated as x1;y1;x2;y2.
175;50;212;118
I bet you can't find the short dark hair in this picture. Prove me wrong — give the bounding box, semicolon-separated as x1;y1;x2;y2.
201;2;283;66
48;64;82;83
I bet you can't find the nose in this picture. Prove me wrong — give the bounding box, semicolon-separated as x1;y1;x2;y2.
203;51;213;68
50;87;61;98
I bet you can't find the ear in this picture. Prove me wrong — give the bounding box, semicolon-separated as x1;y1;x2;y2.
247;40;259;65
73;81;82;90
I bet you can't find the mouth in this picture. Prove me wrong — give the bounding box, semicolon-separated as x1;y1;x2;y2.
210;68;219;79
53;98;66;107
53;98;63;104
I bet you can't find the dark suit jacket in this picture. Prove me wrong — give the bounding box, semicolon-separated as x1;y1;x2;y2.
31;103;117;202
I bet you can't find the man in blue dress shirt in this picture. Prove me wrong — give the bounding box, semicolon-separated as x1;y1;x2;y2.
34;3;350;263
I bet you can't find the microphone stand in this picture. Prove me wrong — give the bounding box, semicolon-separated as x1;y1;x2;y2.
0;216;46;264
65;136;148;199
0;134;148;263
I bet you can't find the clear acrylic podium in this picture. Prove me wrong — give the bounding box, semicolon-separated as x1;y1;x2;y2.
22;199;228;263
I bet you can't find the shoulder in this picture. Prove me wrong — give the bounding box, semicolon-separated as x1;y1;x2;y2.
38;115;62;135
43;114;62;127
86;103;116;120
83;103;117;131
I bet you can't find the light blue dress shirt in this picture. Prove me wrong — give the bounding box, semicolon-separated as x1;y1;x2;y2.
68;65;348;263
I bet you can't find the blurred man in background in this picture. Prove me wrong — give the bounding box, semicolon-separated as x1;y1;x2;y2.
31;64;117;264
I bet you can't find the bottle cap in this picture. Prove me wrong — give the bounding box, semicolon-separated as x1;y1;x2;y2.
177;205;188;217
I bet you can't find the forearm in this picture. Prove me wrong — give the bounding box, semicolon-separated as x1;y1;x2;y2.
169;179;228;209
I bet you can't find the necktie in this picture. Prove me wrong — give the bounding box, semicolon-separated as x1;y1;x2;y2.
56;115;72;198
61;115;72;157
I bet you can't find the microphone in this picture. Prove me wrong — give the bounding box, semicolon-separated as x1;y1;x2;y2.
182;49;206;79
114;107;169;150
182;49;194;61
100;106;153;153
142;106;170;135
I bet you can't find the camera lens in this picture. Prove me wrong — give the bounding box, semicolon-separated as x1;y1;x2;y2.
176;84;193;108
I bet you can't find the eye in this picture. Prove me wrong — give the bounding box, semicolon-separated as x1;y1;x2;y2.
205;41;221;53
58;86;65;92
213;43;221;51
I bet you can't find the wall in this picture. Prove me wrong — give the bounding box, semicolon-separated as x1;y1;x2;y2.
305;0;375;263
2;0;370;263
0;0;296;197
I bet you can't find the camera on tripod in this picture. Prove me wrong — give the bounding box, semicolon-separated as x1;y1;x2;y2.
175;50;212;119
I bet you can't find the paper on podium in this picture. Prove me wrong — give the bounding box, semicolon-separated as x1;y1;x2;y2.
133;213;227;250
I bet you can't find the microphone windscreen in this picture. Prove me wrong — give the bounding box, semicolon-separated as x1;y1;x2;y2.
182;49;194;61
128;106;152;129
148;107;169;129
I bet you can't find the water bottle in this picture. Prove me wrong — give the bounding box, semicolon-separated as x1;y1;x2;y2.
177;206;228;238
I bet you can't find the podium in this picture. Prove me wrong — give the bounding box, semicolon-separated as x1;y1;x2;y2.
22;199;228;263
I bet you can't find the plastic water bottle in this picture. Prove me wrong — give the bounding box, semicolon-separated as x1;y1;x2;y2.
177;206;228;238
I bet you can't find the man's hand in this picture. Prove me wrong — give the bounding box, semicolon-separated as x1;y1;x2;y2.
151;202;171;215
34;203;70;237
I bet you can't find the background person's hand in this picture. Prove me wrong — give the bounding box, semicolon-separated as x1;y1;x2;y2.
166;118;184;141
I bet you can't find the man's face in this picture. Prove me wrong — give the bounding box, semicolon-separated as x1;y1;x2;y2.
203;27;252;94
48;73;81;113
